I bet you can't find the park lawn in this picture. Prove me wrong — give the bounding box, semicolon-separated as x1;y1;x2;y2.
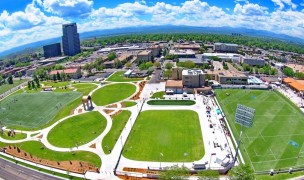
0;131;27;140
102;111;131;154
121;101;136;107
47;111;107;148
106;71;144;82
215;89;304;172
39;83;98;130
92;83;136;106
15;141;101;167
123;110;204;162
43;81;71;87
0;79;27;95
0;92;82;130
257;171;304;180
151;91;165;99
147;100;195;106
73;83;97;95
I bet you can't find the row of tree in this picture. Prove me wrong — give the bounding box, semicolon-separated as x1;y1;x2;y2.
283;67;304;79
81;33;304;54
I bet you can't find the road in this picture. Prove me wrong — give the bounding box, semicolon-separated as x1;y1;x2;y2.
0;158;62;180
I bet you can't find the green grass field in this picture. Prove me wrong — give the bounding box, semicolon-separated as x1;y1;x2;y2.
102;110;131;154
0;131;27;140
0;79;27;95
123;110;204;161
92;83;136;106
47;111;107;148
215;89;304;172
147;100;195;105
151;91;165;99
15;141;101;167
0;92;82;129
73;83;97;95
106;71;144;82
121;101;136;107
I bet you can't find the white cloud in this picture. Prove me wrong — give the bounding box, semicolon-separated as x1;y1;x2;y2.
36;0;93;17
272;0;297;10
1;0;304;53
234;3;268;16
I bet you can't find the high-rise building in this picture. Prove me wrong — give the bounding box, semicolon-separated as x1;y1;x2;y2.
62;23;80;56
43;43;61;58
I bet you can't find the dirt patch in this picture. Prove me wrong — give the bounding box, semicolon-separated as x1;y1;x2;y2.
106;104;118;108
89;143;96;149
111;110;122;118
123;167;159;175
130;81;146;100
5;145;99;174
103;109;115;114
78;109;83;113
37;135;43;139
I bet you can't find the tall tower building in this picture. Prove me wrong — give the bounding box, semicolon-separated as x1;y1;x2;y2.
62;23;80;56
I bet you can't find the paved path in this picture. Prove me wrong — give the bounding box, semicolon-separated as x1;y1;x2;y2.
0;80;238;179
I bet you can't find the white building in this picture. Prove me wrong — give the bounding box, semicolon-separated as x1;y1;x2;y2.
202;53;241;63
241;57;265;66
214;43;238;52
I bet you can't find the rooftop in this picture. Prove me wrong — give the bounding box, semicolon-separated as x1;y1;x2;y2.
166;80;183;87
283;77;304;91
214;42;238;46
49;68;78;75
169;49;195;55
182;69;204;76
138;50;152;56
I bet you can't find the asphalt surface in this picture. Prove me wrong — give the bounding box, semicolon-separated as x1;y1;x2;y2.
0;158;62;180
149;69;162;83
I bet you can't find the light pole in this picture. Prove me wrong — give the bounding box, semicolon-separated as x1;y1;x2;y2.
160;152;164;170
183;152;188;166
209;153;216;169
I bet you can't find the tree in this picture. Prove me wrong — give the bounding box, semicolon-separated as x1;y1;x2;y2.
107;52;117;61
56;71;61;81
27;81;31;90
165;62;173;70
7;74;13;84
154;61;161;69
159;165;190;180
295;72;304;80
164;69;172;79
283;67;295;77
114;60;122;68
61;72;66;81
31;81;36;89
33;75;40;88
125;62;132;68
229;164;254;180
18;72;22;80
53;74;57;81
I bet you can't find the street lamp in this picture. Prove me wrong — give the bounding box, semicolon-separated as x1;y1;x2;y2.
160;152;164;170
183;152;188;166
209;153;216;169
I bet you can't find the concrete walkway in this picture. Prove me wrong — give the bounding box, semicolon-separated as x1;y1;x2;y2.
0;80;238;180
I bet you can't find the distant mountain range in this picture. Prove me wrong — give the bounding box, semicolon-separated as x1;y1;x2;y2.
1;25;304;58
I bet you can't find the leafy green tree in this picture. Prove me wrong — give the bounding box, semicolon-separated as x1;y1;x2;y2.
283;67;295;77
107;52;117;61
159;165;190;180
114;60;122;68
295;72;304;80
165;62;173;70
27;81;31;90
125;62;132;68
53;74;57;81
7;74;13;84
154;61;161;68
164;69;172;79
31;81;36;89
56;71;61;81
229;164;254;180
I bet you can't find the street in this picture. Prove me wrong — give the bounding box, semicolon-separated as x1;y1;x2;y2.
0;158;62;180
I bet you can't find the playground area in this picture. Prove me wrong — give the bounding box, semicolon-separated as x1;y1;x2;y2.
215;89;304;172
0;92;81;129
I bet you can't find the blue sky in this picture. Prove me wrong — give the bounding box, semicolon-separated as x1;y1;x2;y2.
0;0;304;53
